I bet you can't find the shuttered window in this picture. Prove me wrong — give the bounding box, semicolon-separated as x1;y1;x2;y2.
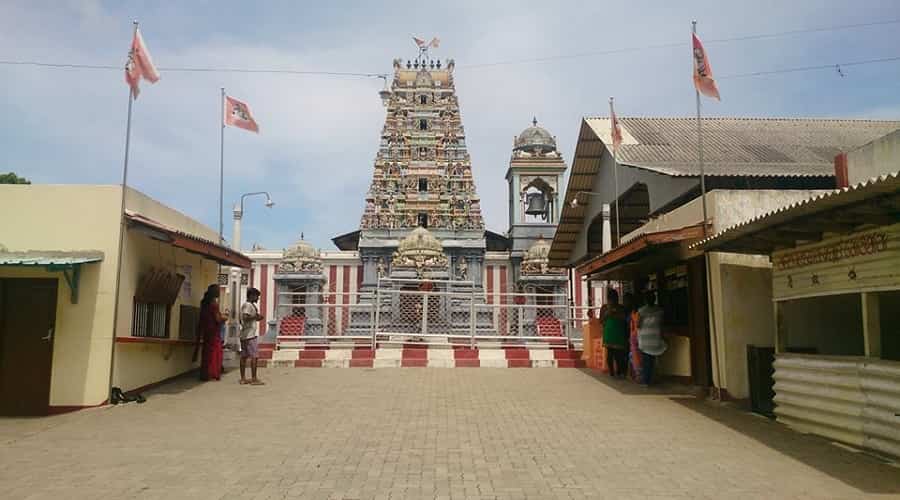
132;301;170;339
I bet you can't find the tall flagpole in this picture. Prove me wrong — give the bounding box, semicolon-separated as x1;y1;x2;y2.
609;97;621;247
219;87;225;245
694;20;721;398
692;20;709;237
108;20;139;398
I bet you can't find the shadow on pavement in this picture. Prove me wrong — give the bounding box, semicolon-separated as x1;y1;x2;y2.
576;368;706;398
134;369;212;397
672;396;900;494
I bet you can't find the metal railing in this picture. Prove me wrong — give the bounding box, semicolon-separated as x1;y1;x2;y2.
270;280;581;350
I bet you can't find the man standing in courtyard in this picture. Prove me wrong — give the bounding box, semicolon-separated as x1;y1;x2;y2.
240;288;265;385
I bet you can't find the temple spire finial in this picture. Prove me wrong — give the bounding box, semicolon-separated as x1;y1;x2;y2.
532;116;538;127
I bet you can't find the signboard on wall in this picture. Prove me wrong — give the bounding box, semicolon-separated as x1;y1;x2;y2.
772;223;900;301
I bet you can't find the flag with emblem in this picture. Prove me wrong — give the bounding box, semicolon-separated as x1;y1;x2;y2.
223;95;259;133
125;27;159;99
692;33;720;100
608;97;623;154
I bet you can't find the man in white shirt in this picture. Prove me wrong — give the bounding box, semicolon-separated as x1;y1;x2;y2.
637;291;667;386
239;288;264;385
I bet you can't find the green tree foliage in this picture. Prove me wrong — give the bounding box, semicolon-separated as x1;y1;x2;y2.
0;172;31;184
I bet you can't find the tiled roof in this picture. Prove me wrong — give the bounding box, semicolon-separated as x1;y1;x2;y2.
125;211;252;268
586;117;900;177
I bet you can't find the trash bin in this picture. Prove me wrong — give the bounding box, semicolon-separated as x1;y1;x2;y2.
746;345;775;417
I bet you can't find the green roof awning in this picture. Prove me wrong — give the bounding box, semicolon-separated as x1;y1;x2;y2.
0;251;104;267
0;251;104;304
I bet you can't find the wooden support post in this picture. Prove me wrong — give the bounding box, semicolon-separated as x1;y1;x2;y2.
862;292;882;358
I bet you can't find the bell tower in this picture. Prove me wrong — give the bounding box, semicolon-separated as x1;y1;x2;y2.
506;118;568;275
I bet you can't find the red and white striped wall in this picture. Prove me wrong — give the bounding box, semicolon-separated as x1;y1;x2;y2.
259;346;585;369
483;252;510;335
242;249;597;337
242;250;363;338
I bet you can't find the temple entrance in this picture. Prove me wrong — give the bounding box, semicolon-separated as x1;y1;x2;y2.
0;279;58;416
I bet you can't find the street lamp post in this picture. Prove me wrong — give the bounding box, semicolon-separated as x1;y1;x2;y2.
232;191;274;252
226;191;273;367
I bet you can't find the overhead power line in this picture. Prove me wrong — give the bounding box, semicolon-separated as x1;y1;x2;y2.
460;18;900;69
0;60;386;78
719;55;900;79
1;18;899;79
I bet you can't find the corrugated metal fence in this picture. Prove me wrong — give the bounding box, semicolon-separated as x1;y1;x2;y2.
773;354;900;458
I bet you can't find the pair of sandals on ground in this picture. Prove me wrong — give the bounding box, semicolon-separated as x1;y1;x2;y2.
239;377;265;385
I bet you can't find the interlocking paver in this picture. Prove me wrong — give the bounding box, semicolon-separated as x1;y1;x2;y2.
1;368;898;499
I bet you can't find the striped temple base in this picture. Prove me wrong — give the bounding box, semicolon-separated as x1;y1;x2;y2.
256;344;586;369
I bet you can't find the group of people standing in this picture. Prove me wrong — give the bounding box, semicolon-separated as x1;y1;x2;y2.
195;284;265;385
596;288;667;386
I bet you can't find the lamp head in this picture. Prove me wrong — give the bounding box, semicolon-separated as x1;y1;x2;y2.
265;199;275;208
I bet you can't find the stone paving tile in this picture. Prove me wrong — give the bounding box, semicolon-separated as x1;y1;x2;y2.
1;368;899;499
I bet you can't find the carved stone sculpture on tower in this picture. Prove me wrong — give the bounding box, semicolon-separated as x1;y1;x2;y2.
278;237;323;274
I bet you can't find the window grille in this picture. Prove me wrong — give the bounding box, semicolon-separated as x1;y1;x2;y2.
132;301;170;339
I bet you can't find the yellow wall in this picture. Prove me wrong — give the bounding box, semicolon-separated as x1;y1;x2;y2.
772;223;900;301
0;185;222;407
0;185;122;407
112;232;217;392
657;336;691;377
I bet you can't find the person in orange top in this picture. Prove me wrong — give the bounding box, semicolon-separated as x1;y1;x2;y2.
626;293;642;382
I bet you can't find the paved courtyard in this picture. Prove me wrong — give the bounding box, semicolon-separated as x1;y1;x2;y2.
1;368;898;500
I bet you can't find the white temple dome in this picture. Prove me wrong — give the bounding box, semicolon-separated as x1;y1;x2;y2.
396;226;443;256
514;118;557;154
284;238;319;260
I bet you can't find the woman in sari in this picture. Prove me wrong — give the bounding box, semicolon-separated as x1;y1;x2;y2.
198;284;226;381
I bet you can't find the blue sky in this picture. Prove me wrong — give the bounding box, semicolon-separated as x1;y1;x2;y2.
3;0;899;251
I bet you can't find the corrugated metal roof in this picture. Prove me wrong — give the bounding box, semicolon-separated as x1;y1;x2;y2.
693;172;900;253
549;117;900;267
0;251;104;266
586;117;900;177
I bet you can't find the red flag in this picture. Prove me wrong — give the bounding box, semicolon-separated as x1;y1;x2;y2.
125;28;160;99
692;33;720;100
224;95;259;133
609;98;623;154
413;37;427;48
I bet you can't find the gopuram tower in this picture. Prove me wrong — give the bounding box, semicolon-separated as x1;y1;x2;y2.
358;49;486;292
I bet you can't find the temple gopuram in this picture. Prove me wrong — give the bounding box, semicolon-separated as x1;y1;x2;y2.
242;46;591;342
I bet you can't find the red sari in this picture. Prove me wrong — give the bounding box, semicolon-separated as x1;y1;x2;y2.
199;302;224;380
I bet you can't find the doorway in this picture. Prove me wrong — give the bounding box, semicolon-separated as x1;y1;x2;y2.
0;278;58;415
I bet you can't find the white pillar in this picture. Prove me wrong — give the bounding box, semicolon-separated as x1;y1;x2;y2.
601;203;612;253
232;203;242;252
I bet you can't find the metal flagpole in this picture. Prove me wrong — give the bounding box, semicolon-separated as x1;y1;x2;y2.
693;20;722;398
219;87;225;245
609;97;621;247
107;20;139;399
692;21;709;237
